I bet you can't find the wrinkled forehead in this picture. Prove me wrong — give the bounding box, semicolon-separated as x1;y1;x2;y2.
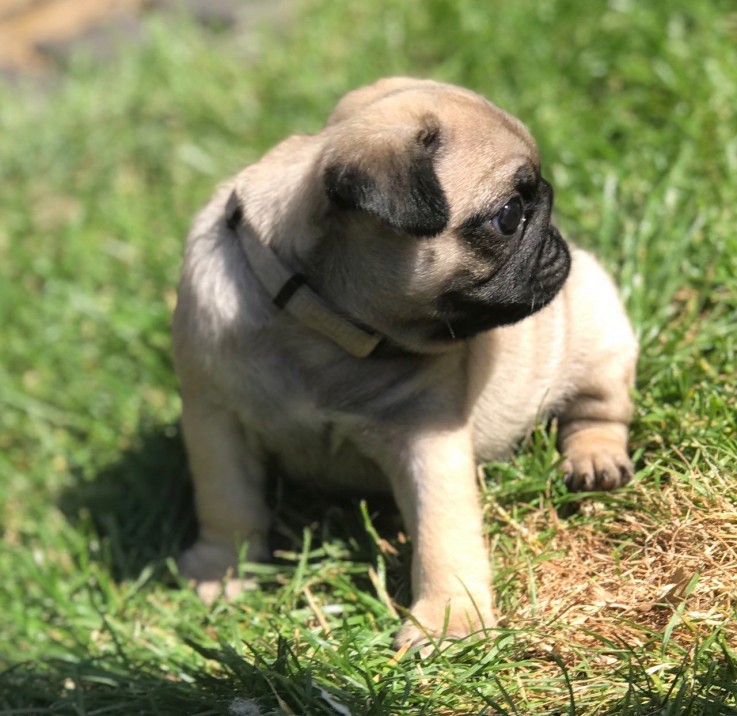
362;84;536;147
369;87;540;220
431;98;540;221
437;140;540;224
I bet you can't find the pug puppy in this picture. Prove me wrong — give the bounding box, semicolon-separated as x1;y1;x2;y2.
172;77;637;648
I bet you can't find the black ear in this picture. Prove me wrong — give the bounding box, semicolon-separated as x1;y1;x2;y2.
324;124;450;237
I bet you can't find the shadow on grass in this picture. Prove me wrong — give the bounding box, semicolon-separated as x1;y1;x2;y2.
0;646;357;716
0;655;237;715
0;635;418;715
44;427;411;714
57;423;409;594
3;643;737;716
58;424;197;582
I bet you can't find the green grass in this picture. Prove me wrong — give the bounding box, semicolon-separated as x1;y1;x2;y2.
1;0;736;713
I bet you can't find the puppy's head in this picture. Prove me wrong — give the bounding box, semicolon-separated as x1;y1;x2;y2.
312;79;571;351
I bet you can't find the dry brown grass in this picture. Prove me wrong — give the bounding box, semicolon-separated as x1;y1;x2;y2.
497;472;737;665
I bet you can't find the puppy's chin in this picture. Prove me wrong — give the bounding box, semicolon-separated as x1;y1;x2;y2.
430;226;571;343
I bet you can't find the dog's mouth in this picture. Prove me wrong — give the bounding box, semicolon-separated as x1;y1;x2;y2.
430;226;571;342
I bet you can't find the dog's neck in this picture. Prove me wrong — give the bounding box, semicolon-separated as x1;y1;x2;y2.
225;191;392;359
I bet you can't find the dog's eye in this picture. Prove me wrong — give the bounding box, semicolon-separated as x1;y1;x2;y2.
493;196;524;236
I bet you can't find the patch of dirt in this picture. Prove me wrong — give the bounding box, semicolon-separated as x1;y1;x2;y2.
0;0;291;77
0;0;146;71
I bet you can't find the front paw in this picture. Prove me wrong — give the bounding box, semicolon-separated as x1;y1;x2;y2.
393;594;495;652
178;539;239;581
177;538;263;604
562;440;633;492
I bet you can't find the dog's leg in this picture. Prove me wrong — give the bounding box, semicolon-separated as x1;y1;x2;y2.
373;428;494;649
177;397;269;601
555;251;638;492
558;352;637;491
